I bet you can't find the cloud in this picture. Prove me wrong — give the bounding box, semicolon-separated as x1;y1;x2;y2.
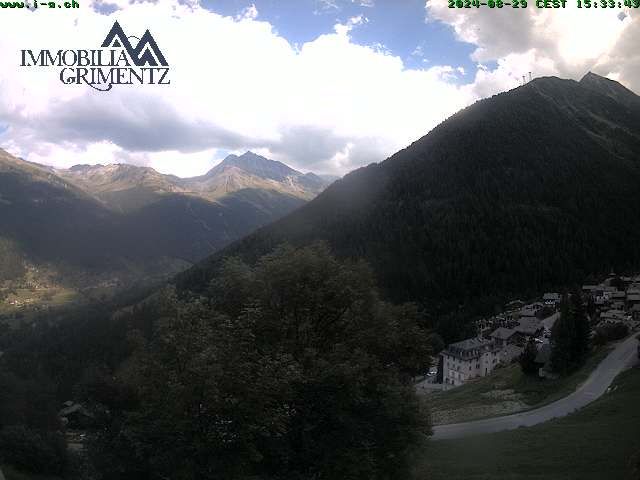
25;92;256;152
426;0;636;95
237;3;258;21
592;14;640;93
1;0;636;178
267;125;350;170
0;0;472;176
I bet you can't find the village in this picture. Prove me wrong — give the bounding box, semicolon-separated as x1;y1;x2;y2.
436;273;640;389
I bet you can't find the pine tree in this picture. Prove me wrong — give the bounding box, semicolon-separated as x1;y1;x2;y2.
550;296;576;375
571;291;591;364
551;293;590;375
519;337;539;376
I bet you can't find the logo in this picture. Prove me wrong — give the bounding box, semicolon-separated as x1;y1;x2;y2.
20;21;170;92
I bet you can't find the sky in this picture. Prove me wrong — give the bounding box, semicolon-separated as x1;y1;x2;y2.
0;0;636;177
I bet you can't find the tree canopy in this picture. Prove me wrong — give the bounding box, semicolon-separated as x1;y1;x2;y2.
92;243;435;479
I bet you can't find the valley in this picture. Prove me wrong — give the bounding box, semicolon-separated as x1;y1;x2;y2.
1;72;640;480
0;150;335;314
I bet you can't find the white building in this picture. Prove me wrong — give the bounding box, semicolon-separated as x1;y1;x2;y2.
440;337;501;388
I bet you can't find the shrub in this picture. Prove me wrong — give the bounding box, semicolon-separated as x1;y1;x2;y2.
0;425;68;474
593;323;629;345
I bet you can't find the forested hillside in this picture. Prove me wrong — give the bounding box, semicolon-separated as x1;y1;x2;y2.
178;73;640;319
0;150;329;290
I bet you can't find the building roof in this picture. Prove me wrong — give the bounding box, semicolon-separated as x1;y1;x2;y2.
442;337;497;360
490;327;517;340
449;337;493;351
505;300;525;311
515;318;543;335
543;293;561;301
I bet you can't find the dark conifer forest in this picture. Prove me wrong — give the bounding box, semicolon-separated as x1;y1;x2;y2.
180;75;640;320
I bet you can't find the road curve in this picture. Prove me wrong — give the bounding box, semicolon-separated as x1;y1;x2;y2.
432;334;639;441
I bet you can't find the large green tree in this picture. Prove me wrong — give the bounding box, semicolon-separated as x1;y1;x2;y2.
93;243;434;479
519;337;539;376
550;292;590;374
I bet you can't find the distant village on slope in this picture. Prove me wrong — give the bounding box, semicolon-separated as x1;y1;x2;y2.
432;273;640;389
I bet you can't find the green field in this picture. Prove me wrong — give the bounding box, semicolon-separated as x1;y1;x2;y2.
414;366;640;480
0;286;82;326
429;345;612;424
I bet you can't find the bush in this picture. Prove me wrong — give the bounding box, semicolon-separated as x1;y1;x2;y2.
0;425;68;474
593;323;629;345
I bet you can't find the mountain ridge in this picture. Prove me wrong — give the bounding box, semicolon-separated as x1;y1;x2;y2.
54;151;333;211
176;73;640;319
0;150;333;291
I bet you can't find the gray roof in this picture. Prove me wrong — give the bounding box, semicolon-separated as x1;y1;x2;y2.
448;337;493;351
490;327;517;340
442;337;498;360
515;318;543;335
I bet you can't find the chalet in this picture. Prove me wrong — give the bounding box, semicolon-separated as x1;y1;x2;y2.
490;327;517;348
500;344;524;364
543;293;561;307
627;293;640;308
440;337;501;388
514;318;543;341
59;402;95;428
600;309;627;324
595;292;611;306
505;300;526;312
611;300;626;311
519;302;544;320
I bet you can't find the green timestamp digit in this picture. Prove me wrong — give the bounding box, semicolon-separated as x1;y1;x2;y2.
579;0;638;5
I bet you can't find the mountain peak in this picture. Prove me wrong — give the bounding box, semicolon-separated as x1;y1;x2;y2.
207;151;300;181
579;71;639;103
580;71;606;82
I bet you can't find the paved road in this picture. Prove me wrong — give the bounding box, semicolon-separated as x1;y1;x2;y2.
432;334;639;441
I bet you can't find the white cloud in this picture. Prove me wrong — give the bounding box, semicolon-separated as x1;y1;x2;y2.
1;0;636;178
237;3;258;21
0;0;472;176
426;0;637;96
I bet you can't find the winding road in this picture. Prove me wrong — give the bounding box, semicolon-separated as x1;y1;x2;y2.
432;334;639;441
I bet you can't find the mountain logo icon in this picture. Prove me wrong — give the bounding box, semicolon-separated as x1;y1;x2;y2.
101;21;168;67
